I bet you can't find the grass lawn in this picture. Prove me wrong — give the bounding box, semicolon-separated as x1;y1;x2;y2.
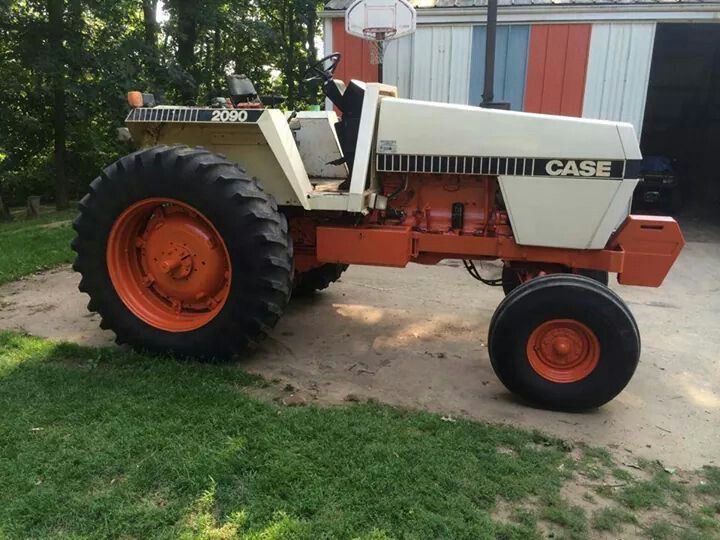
1;210;719;538
1;332;719;539
0;209;76;286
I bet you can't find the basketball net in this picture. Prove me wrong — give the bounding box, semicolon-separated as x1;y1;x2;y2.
364;28;395;66
369;41;385;65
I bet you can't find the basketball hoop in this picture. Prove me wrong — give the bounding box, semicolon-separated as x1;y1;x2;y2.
363;27;397;42
346;0;417;79
346;0;416;41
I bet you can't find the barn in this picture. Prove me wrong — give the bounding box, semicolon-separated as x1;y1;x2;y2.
321;0;720;216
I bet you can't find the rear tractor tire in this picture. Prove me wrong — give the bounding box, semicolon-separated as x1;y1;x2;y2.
72;145;293;359
489;274;640;410
293;263;348;296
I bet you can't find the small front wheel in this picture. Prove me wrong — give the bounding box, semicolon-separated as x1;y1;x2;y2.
489;274;640;410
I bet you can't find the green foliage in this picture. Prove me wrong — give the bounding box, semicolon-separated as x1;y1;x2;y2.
690;511;720;534
591;507;636;532
0;0;325;207
698;466;720;497
615;470;688;510
539;495;588;540
646;520;674;540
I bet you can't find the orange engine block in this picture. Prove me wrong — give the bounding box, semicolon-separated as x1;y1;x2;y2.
380;173;509;236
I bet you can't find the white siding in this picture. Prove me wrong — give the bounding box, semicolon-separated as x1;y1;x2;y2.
449;26;473;104
384;25;473;104
583;22;656;135
384;35;413;98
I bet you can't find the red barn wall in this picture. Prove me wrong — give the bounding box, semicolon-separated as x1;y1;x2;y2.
332;18;379;84
524;24;592;117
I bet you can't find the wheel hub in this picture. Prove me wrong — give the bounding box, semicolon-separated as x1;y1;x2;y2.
107;198;231;332
159;245;193;278
140;210;228;310
551;336;573;358
527;319;600;383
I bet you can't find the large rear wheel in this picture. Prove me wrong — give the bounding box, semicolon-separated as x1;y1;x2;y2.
72;145;293;358
489;274;640;410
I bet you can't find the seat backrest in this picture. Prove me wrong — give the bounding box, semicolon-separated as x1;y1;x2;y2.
334;81;366;172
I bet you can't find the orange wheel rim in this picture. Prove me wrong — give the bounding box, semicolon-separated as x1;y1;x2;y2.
527;319;600;383
107;198;231;333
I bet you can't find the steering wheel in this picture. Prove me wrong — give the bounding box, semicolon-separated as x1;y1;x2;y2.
304;53;342;83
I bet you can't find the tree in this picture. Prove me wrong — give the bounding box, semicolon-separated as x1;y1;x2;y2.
0;0;325;209
47;0;70;209
1;2;59;208
256;0;324;109
141;0;163;91
165;0;211;103
142;0;159;51
0;195;12;222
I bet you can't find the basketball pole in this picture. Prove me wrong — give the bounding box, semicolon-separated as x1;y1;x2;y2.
378;33;385;85
481;0;511;110
482;0;498;106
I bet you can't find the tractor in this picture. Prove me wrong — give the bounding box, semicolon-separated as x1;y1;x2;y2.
72;53;685;410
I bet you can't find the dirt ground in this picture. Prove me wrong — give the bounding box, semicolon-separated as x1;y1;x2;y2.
1;221;719;470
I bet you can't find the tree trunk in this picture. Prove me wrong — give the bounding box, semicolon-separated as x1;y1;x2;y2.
26;196;42;218
174;0;199;103
47;0;69;210
142;0;161;89
203;29;217;96
306;2;318;62
304;1;320;104
212;24;221;94
283;1;297;108
51;84;68;209
142;0;159;49
0;195;13;222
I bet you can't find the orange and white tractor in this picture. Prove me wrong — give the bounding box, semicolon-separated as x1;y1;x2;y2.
72;54;684;410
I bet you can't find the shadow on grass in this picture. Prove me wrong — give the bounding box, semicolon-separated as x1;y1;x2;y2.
0;331;577;539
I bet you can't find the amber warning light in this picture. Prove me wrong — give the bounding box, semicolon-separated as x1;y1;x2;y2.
127;91;143;108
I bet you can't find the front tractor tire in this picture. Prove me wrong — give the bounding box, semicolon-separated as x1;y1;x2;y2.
489;275;640;410
72;145;293;359
502;266;609;296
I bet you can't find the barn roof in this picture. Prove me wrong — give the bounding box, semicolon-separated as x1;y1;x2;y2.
324;0;715;9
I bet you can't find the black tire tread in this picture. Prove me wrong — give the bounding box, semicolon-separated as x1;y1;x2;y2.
72;145;293;359
489;274;640;410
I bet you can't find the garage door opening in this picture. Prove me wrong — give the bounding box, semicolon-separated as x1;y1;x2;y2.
640;23;720;220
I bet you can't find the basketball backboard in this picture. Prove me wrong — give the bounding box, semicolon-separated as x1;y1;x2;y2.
345;0;417;42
